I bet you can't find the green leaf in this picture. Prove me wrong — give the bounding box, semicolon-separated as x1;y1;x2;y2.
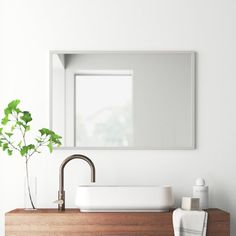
2;143;8;151
51;133;62;145
7;149;13;155
20;146;28;156
39;128;62;145
16;121;24;126
20;144;35;156
5;132;13;138
1;100;21;125
51;133;61;140
0;128;3;134
7;99;20;111
27;144;35;150
47;142;53;153
38;128;62;152
1;115;9;125
20;111;32;124
39;128;52;136
4;100;21;115
4;107;11;116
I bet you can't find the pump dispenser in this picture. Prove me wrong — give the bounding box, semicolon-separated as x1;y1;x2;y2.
193;178;209;209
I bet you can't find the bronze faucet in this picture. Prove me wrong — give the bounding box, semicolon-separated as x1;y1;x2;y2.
56;154;96;211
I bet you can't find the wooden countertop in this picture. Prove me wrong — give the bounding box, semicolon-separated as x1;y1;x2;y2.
5;208;230;236
6;207;229;214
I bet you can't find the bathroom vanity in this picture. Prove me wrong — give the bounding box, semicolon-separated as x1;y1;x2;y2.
5;208;229;236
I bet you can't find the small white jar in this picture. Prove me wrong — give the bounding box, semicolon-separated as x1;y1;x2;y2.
192;178;209;209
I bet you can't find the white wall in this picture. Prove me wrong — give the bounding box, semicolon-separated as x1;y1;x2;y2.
0;0;236;235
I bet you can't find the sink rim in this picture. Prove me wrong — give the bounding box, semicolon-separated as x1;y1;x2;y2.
77;184;172;188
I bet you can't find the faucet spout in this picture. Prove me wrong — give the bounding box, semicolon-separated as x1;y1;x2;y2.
58;154;96;211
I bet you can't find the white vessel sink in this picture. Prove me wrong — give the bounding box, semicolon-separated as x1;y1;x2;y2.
75;185;174;212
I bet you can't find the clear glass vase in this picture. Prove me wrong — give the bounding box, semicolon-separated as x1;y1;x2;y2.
24;176;37;210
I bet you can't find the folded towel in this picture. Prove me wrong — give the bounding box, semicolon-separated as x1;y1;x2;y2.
173;208;208;236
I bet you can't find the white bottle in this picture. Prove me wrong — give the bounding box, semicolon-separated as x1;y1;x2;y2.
193;178;209;209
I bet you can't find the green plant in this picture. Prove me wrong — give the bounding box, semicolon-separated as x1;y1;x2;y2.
0;99;62;209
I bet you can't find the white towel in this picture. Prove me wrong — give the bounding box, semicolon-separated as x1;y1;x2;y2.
173;208;208;236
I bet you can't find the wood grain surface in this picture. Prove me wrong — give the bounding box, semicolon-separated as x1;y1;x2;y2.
5;208;230;236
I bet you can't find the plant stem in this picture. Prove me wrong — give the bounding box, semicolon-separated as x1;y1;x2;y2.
15;115;27;147
0;134;20;151
25;160;36;209
27;138;47;162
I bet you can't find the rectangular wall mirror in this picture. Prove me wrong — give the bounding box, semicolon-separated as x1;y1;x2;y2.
50;51;196;149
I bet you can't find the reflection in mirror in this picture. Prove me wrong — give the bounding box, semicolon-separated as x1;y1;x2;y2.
50;51;195;149
75;71;133;147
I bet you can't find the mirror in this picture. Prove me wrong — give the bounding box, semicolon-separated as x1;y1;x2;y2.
50;51;196;149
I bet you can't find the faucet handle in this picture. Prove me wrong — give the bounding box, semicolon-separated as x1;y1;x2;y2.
53;199;64;205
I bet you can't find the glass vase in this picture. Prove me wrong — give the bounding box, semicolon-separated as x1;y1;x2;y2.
24;176;37;210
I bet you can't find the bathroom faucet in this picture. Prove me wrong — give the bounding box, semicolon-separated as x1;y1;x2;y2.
57;154;96;211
